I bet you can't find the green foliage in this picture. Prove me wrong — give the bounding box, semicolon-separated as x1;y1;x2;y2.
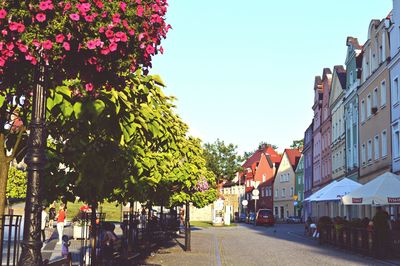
243;141;278;161
6;167;26;199
290;139;304;149
203;139;242;182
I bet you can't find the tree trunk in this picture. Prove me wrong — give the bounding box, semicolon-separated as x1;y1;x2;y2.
0;134;10;218
90;202;98;265
185;202;191;251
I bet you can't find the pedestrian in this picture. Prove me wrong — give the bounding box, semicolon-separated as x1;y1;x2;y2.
179;208;185;233
41;207;48;242
61;235;70;258
101;222;119;264
56;203;66;244
372;206;391;258
48;202;56;228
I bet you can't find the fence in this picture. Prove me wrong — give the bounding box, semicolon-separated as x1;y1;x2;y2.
318;224;400;258
0;215;22;266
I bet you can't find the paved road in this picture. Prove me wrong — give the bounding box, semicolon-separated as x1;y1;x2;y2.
143;223;400;266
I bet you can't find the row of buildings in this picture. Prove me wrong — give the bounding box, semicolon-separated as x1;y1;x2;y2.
221;1;400;221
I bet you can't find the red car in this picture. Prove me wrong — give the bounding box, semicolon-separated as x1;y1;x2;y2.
255;209;275;226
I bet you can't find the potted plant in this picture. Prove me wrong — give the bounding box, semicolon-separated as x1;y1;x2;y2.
72;210;89;239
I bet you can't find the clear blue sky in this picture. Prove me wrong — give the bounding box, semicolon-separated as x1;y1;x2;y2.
151;0;392;155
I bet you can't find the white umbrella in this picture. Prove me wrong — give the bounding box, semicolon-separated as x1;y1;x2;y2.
313;178;362;202
303;180;338;202
342;172;400;205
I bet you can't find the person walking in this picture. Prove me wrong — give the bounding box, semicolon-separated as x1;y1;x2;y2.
56;203;66;244
41;207;48;242
48;202;56;228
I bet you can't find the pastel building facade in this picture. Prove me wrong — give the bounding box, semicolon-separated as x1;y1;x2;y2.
321;68;333;186
312;76;323;188
303;122;314;219
329;65;347;180
358;19;391;185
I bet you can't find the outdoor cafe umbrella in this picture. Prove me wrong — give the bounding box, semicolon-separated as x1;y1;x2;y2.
313;178;362;202
342;172;400;205
303;180;338;202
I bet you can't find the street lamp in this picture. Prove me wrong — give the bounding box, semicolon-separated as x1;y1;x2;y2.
19;57;47;265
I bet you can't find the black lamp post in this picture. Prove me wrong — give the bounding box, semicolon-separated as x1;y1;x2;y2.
19;58;46;265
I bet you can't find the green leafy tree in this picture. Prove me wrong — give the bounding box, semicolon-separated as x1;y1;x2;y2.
290;139;304;149
203;139;242;182
6;167;27;199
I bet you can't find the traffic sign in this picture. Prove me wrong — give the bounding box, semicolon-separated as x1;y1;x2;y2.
252;189;259;196
242;200;248;206
252;195;259;200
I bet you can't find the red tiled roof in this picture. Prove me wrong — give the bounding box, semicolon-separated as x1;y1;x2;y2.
242;146;281;168
284;148;302;169
265;146;281;164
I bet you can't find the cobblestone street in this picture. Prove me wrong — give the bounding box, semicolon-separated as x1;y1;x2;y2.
143;223;400;266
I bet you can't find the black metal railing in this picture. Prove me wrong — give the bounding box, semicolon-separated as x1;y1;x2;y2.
0;215;22;266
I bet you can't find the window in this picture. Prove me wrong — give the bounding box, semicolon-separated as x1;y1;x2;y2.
373;88;378;108
367;139;372;162
367;94;372;118
261;189;264;197
381;80;386;107
290;187;294;197
262;174;266;183
298;176;301;185
275;189;278;198
374;135;380;161
382;130;388;157
394;77;399;104
361;99;366;122
362;144;366;165
393;124;400;158
381;33;386;62
282;188;286;198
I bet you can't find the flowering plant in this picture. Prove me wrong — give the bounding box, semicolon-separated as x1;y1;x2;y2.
0;0;170;93
195;176;209;192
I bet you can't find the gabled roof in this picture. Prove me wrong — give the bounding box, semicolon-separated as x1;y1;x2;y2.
242;145;281;168
334;65;347;89
346;36;362;50
284;148;302;170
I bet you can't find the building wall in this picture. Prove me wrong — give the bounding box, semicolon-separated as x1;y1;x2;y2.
273;153;296;220
330;68;346;180
358;20;392;184
390;0;400;173
321;70;332;185
303;122;313;219
313;81;323;188
295;155;304;217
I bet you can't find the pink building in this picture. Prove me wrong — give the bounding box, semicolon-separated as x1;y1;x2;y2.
312;76;323;189
321;68;333;186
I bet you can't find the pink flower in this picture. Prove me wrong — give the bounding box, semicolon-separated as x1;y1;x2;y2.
85;83;94;92
99;27;105;33
36;13;46;22
17;23;25;33
1;30;7;36
64;2;72;11
42;40;53;50
122;20;129;28
115;32;127;42
32;40;41;48
88;57;97;64
6;43;14;51
101;11;107;18
95;0;104;9
159;46;164;54
0;9;7;19
146;44;155;54
136;0;141;4
138;33;145;41
119;2;127;12
112;13;120;24
62;42;70;51
55;34;65;43
128;29;135;36
105;30;114;39
109;42;117;52
69;13;80;21
100;48;110;55
8;22;18;31
18;44;28;53
0;57;5;67
137;5;144;17
84;15;94;22
39;1;49;11
87;40;97;50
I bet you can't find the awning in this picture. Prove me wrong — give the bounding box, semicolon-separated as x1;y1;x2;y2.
314;178;361;202
303;180;338;202
342;172;400;205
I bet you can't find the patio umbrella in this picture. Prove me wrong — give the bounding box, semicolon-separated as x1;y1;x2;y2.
342;172;400;205
303;180;338;202
313;178;362;202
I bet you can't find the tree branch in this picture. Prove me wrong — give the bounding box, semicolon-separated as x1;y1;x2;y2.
6;126;26;162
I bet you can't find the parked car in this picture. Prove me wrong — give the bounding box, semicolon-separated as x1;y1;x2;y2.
255;209;275;226
246;212;255;224
239;212;247;223
286;216;302;224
